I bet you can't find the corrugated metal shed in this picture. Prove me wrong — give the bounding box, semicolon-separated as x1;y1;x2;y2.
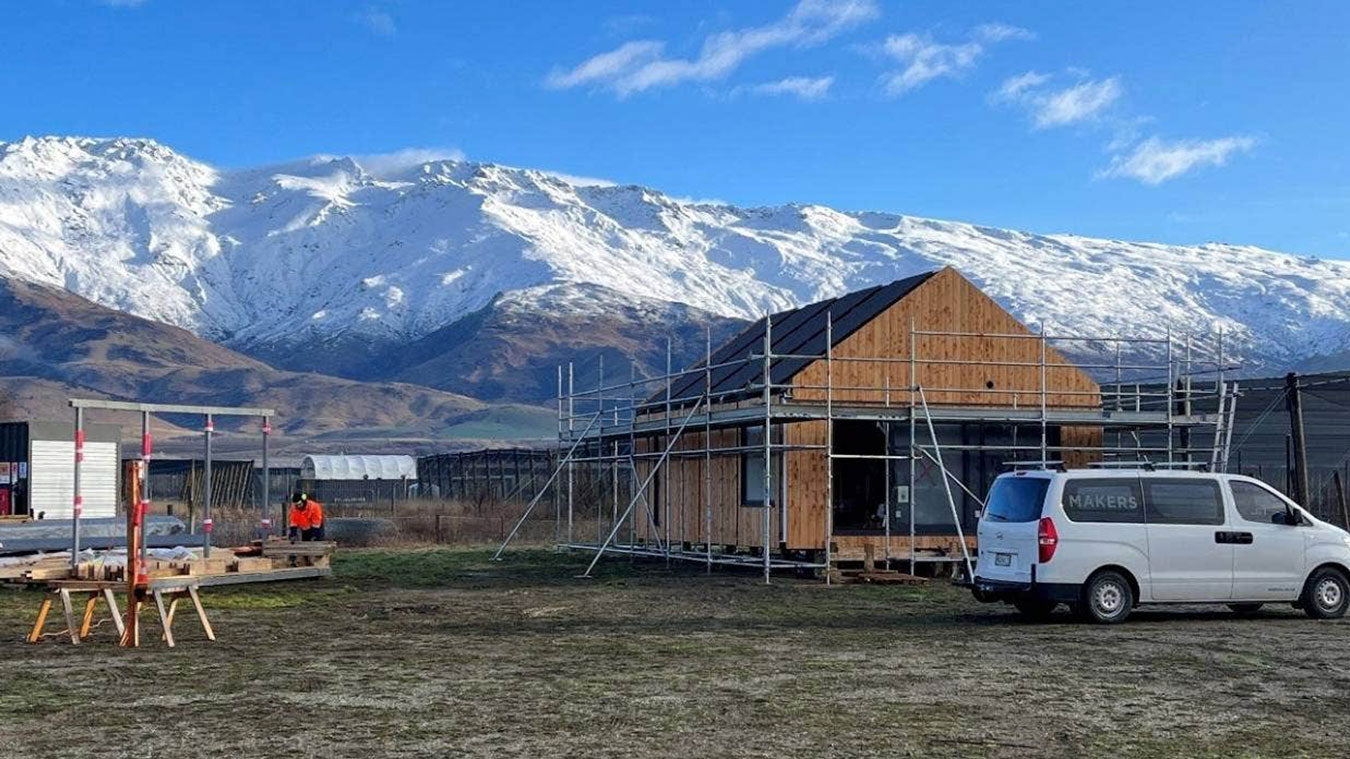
657;271;937;405
0;421;121;518
300;454;417;481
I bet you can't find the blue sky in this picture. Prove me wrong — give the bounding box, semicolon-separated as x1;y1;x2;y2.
5;1;1349;258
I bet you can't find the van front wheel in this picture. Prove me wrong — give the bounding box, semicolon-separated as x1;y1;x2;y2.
1082;571;1133;624
1303;567;1349;620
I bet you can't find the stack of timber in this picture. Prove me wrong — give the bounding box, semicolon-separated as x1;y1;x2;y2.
830;568;930;586
827;544;930;585
260;538;335;569
1;542;335;587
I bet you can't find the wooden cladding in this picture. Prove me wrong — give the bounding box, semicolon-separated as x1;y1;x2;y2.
626;267;1105;555
789;268;1100;407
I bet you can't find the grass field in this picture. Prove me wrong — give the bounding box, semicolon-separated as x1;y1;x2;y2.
1;547;1347;758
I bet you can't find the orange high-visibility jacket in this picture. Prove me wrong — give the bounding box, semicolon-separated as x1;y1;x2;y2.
288;499;324;530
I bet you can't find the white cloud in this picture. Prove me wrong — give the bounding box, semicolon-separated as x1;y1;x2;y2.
994;71;1122;128
1099;136;1257;184
994;70;1050;100
879;24;1032;95
752;75;835;100
354;147;466;177
974;23;1036;43
546;41;666;90
1034;77;1121;128
546;0;878;96
357;7;396;36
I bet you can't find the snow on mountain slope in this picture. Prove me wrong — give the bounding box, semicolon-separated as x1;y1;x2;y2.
1;135;1348;376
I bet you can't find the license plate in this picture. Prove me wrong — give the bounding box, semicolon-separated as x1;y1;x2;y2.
995;553;1012;567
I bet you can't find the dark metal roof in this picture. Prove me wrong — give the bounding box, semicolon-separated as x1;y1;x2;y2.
652;270;938;407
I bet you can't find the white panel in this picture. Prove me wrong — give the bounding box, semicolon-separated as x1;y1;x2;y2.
29;440;118;519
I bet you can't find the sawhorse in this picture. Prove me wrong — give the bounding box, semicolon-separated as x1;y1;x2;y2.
145;580;215;648
27;578;216;648
27;583;126;645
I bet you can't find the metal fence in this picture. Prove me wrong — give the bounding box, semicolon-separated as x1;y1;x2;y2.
417;448;559;504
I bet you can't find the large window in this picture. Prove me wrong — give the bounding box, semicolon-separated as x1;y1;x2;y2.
1231;481;1291;524
1143;479;1224;525
741;426;781;507
1062;478;1145;523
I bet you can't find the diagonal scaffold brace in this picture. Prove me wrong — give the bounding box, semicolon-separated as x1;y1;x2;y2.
492;411;602;561
916;386;976;581
578;394;708;578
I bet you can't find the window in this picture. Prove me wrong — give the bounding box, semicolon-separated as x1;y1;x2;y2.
1143;479;1224;525
984;477;1051;523
1231;481;1291;524
1062;478;1144;523
741;426;781;507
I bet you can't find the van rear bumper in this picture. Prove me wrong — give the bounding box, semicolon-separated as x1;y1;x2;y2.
972;575;1080;605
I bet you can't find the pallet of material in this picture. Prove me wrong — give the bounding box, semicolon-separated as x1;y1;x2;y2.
261;540;336;557
830;569;930;586
261;540;335;568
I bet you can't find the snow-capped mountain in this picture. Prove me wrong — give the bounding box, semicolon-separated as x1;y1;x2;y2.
2;135;1348;388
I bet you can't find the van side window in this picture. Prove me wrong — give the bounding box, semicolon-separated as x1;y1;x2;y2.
1143;479;1224;525
1062;478;1144;523
1231;481;1290;524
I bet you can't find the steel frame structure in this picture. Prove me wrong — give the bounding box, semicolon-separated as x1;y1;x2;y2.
497;319;1238;583
67;398;275;647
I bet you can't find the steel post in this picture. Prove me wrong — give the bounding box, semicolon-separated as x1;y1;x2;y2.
262;416;271;535
203;413;214;558
762;313;772;585
70;406;84;568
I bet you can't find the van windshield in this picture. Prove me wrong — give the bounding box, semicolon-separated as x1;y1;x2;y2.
983;477;1051;523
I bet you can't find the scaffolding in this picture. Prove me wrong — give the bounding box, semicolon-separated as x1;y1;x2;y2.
497;318;1239;583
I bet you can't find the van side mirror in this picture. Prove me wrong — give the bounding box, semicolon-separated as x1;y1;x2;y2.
1272;510;1302;526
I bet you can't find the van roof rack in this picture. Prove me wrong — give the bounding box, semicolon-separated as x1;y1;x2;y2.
1004;460;1065;472
1087;461;1212;472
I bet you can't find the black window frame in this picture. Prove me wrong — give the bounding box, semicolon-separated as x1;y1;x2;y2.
740;425;781;508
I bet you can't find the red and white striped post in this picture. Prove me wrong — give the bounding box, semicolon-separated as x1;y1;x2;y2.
203;414;214;558
70;406;84;568
261;417;272;535
137;411;152;584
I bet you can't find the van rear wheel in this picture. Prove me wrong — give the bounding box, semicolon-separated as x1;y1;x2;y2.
1302;567;1349;620
1082;570;1133;624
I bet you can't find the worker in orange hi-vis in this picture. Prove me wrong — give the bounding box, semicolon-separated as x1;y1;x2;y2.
287;491;326;542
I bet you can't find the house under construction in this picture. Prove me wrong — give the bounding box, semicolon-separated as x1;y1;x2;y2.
499;267;1238;582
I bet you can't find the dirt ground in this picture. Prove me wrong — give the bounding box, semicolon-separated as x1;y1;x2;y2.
1;548;1347;758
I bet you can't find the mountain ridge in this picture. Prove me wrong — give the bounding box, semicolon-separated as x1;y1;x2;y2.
1;134;1348;396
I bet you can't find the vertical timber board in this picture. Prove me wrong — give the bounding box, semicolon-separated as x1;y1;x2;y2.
633;436;652;541
1060;426;1103;469
786;420;828;550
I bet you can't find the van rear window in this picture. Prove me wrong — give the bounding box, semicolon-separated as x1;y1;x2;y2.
983;477;1051;523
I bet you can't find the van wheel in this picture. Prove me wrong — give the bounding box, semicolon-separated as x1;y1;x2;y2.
1302;567;1349;620
1013;597;1057;621
1082;571;1133;624
1227;603;1264;616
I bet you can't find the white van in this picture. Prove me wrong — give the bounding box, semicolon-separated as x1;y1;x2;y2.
970;469;1350;623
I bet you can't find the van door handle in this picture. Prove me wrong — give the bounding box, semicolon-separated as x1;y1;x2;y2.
1215;531;1254;545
